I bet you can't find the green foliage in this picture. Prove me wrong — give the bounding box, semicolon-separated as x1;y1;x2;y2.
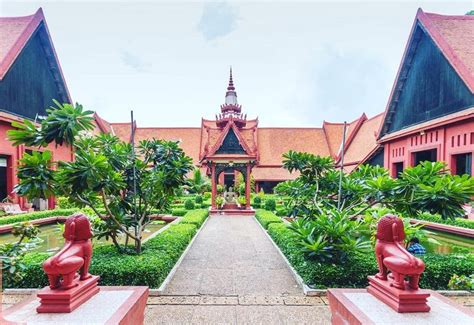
8;223;200;288
276;207;289;217
180;209;208;227
14;151;55;199
188;169;211;194
8;101;94;147
238;196;247;206
0;209;79;226
195;195;203;204
392;162;474;219
255;209;283;229
0;222;41;286
264;198;276;211
414;212;474;230
171;209;187;216
288;209;371;262
448;274;474;290
9;101;194;254
203;192;211;200
217;184;224;194
253;196;262;204
215;196;224;207
184;199;195;210
266;222;474;289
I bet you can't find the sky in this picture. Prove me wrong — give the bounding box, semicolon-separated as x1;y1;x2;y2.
1;1;472;127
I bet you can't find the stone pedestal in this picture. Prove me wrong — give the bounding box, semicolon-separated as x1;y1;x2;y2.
37;275;100;313
1;286;149;325
367;275;430;312
328;288;474;325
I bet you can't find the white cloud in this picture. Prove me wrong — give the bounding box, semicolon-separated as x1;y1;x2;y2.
197;2;239;41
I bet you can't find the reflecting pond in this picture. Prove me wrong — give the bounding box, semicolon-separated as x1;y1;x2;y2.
0;223;165;253
421;230;474;255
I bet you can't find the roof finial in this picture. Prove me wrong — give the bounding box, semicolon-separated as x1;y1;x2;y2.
228;66;235;91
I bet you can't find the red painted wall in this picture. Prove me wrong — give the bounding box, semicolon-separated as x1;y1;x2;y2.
384;119;474;177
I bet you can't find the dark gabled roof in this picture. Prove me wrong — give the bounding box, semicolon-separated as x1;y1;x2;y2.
0;8;71;102
378;8;474;138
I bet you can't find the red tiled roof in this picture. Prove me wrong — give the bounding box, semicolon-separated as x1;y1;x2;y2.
0;8;71;101
93;113;113;134
324;114;367;159
252;166;298;181
133;127;202;164
257;128;330;165
342;113;384;166
420;11;474;92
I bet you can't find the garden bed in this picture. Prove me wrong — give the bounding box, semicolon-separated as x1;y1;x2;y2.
3;209;209;289
255;211;474;291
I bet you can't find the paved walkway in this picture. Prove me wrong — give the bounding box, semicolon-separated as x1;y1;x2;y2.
149;214;331;324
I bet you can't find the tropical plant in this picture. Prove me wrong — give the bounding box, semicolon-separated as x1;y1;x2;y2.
0;222;41;286
215;196;224;208
238;196;247;206
8;102;193;254
188;169;211;194
288;209;371;262
448;274;474;290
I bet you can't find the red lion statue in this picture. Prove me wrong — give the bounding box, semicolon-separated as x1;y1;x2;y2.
43;213;93;290
374;214;425;290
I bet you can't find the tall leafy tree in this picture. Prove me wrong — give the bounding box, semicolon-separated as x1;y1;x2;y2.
8;102;192;254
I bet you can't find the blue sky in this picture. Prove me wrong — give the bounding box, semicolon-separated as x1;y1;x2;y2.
1;1;472;127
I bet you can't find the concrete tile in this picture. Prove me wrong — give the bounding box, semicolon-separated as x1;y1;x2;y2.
235;305;282;324
283;296;325;306
148;296;200;305
191;305;237;324
144;305;194;324
200;296;239;305
238;295;284;305
278;305;332;324
199;269;235;295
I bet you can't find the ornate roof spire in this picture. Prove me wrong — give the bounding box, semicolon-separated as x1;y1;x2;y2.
217;67;245;128
225;66;238;105
228;66;235;91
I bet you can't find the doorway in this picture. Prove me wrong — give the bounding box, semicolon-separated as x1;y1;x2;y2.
0;156;8;201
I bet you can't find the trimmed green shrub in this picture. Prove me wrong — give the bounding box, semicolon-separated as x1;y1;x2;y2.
266;222;474;290
200;202;211;209
253;196;261;208
276;207;289;217
255;209;283;229
414;213;474;230
184;199;195;210
0;209;80;226
180;209;208;227
171;209;187;216
9;222;200;288
264;198;276;211
195;195;203;204
203;192;211;200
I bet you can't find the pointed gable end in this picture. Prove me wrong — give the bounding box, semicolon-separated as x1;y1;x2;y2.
0;8;71;119
379;9;474;138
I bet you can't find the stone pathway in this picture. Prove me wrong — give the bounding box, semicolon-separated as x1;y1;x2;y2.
147;214;332;324
164;214;301;297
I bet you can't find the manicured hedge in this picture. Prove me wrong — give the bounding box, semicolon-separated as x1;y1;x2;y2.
180;209;208;227
9;221;203;289
0;209;80;226
171;209;187;216
255;209;283;229
264;198;276;211
414;213;474;230
265;218;473;290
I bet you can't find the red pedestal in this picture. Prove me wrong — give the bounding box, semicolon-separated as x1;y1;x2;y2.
367;275;430;313
223;202;239;209
36;275;100;313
